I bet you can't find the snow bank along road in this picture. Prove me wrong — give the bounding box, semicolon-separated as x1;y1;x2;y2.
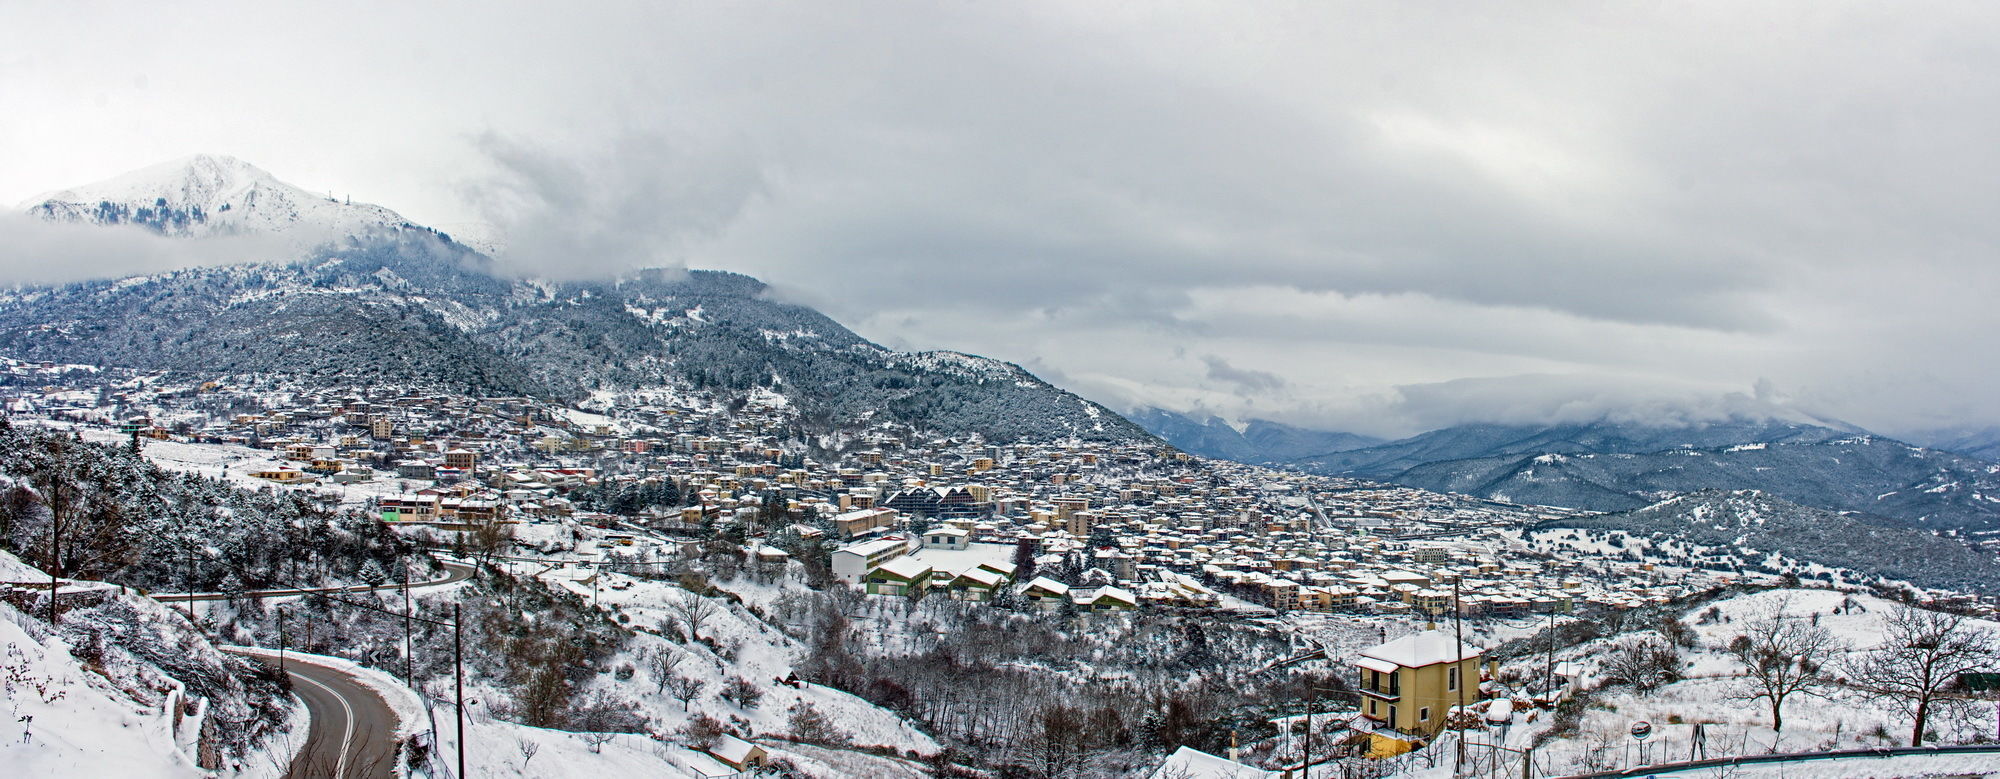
155;560;475;603
227;649;401;779
1558;743;2000;778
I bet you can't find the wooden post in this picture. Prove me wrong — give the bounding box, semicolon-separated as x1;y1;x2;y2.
454;603;466;779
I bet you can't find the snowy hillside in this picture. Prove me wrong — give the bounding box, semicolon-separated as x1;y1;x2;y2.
1480;588;2000;775
0;552;301;777
23;154;416;242
1534;489;2000;592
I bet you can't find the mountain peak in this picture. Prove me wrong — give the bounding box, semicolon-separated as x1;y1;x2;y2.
23;154;415;241
27;153;272;209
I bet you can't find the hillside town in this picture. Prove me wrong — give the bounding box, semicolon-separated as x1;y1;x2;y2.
10;359;2000;777
12;360;1756;625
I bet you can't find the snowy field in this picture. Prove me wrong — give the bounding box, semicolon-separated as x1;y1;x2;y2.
1469;588;2000;776
50;422;412;509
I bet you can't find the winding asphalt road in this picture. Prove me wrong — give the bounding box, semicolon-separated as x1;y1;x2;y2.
157;560;475;603
198;559;471;776
228;650;402;779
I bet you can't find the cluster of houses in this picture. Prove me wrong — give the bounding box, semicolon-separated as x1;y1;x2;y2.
827;532;1141;610
19;371;1714;619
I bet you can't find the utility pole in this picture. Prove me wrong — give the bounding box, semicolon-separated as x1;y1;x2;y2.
402;556;415;684
1303;684;1314;779
1544;608;1555;702
454;602;465;779
184;543;199;626
1453;575;1466;775
43;464;76;626
48;510;61;624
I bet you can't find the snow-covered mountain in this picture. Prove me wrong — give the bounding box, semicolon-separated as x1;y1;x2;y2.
1287;419;2000;532
2;156;1150;443
1540;489;2000;592
22;154;420;242
1904;425;2000;463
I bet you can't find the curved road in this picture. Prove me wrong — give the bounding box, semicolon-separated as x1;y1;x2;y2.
158;560;475;603
196;561;470;776
228;650;402;779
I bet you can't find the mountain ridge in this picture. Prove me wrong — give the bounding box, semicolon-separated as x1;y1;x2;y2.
1286;419;2000;531
1539;489;2000;592
4;157;1151;443
1129;407;1381;463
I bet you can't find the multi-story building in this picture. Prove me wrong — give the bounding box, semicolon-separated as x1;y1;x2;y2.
1352;630;1487;756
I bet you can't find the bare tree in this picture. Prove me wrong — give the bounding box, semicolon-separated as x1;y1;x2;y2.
579;729;615;754
517;737;540;770
719;676;763;709
667;673;706;711
467;521;514;567
1727;598;1842;734
787;702;847;744
1022;703;1094;779
666;588;720;642
645;647;686;695
1842;605;2000;746
1603;636;1682;691
680;713;725;749
9;456;139;622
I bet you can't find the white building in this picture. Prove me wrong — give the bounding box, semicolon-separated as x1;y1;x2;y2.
831;537;913;584
922;526;970;551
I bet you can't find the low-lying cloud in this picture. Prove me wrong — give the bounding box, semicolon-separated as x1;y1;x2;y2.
0;214;294;286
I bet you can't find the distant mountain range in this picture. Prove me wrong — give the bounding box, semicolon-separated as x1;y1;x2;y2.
1287;419;1867;479
6;156;1150;443
1280;419;2000;532
1127;408;1380;463
1541;489;2000;593
1903;426;2000;463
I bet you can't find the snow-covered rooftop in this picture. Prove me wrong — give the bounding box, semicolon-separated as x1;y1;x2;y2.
1358;629;1482;668
1147;745;1276;778
874;556;932;580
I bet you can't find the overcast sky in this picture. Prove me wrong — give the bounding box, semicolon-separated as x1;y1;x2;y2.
4;1;1997;438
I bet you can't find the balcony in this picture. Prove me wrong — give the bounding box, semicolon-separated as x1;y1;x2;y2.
1360;685;1401;701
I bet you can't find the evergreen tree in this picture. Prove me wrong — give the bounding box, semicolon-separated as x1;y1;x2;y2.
1012;537;1039;582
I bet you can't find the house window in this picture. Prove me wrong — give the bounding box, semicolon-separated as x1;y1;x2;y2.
1419;707;1430;722
1449;665;1459;692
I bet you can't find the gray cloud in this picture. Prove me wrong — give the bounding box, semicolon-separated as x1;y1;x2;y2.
1201;355;1286;396
3;2;1999;436
1380;374;1848;434
460;131;767;280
